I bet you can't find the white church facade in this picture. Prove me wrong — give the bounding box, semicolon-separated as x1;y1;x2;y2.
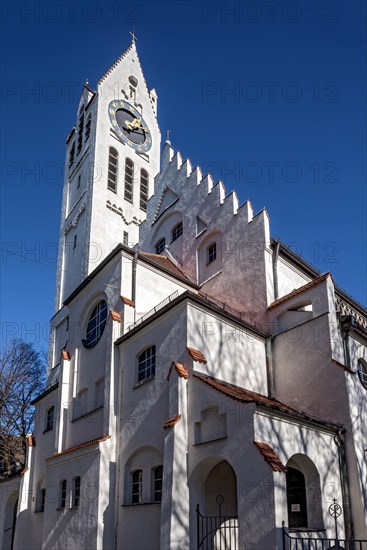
1;40;366;550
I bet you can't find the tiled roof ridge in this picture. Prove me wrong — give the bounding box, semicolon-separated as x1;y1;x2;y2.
46;435;111;460
267;273;332;310
254;441;287;472
193;373;343;430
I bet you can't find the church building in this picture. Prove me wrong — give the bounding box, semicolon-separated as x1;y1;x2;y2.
1;39;366;550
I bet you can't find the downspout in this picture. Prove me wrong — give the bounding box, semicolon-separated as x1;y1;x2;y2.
132;250;138;323
334;430;354;540
273;241;280;301
265;337;275;399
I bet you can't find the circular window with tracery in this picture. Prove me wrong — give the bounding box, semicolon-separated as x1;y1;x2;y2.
82;300;108;349
357;360;367;390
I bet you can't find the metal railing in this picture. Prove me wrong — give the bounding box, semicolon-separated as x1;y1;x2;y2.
196;505;238;550
125;290;179;332
282;523;367;550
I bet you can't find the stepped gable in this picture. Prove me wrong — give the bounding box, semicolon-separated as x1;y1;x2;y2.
147;141;265;232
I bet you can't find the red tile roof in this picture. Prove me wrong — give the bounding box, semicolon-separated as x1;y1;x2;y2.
267;273;332;310
20;467;29;476
61;350;71;361
187;347;207;364
254;442;287;472
167;361;189;380
163;415;181;429
140;251;191;280
110;310;121;322
46;435;111;460
121;295;135;308
194;373;295;414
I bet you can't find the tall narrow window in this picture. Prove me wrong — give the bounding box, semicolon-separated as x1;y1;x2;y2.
107;147;118;192
77;110;84;155
59;480;67;508
171;222;183;242
123;231;129;246
207;242;217;264
40;488;46;512
124;158;134;203
286;467;308;528
73;234;77;249
45;406;54;432
138;346;156;382
69;142;75;168
73;476;81;507
155;238;165;255
77;174;81;189
153;465;163;502
357;359;367;390
131;470;142;504
140;169;149;211
85;114;91;142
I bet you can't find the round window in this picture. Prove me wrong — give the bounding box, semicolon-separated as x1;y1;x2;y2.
82;300;108;349
357;360;367;390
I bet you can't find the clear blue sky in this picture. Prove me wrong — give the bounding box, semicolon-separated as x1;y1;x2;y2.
1;0;366;351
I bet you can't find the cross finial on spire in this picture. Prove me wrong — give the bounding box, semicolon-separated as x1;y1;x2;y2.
130;29;137;43
166;129;171;144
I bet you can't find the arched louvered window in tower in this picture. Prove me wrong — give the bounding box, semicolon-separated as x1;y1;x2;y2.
77;110;84;155
85;114;91;142
124;158;134;203
140;169;149;211
107;147;118;192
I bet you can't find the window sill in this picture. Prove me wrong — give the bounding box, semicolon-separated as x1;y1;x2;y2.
133;376;155;389
193;436;227;446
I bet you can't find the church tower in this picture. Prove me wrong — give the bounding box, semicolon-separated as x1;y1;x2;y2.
55;39;161;310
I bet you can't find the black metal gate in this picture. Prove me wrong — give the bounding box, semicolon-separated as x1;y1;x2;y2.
282;522;367;550
196;504;238;550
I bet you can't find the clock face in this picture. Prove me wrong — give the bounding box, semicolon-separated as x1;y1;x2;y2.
108;100;152;153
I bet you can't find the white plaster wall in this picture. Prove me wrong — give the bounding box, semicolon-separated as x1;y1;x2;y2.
276;256;311;299
187;302;268;394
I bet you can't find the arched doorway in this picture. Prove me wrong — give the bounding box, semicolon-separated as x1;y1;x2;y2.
3;493;18;550
286;454;324;530
193;459;238;549
286;467;308;528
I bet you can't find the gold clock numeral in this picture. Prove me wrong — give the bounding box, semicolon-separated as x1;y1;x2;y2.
109;108;115;114
112;120;117;126
112;101;118;108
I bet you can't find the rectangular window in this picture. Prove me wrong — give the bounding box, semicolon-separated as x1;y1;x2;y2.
123;231;129;246
155;238;165;255
153;466;163;502
73;235;77;249
60;480;67;508
73;477;81;507
138;346;156;382
171;222;183;242
132;470;142;504
45;406;54;431
77;174;81;189
207;243;217;264
40;488;46;512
